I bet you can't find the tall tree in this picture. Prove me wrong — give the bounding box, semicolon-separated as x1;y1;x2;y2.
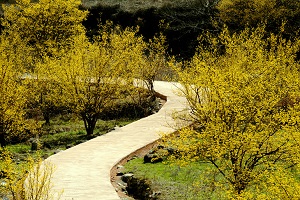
0;37;32;146
1;0;88;125
167;26;300;198
136;33;169;94
2;0;88;61
48;25;147;135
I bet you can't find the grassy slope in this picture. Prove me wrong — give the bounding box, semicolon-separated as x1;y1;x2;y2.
124;158;227;200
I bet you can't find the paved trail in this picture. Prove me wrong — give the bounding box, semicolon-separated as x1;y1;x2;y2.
46;81;188;200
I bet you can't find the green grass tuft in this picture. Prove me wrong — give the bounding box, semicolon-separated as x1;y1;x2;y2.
6;144;31;154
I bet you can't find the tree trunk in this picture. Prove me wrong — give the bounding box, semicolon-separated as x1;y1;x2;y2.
82;115;97;135
43;112;50;125
149;80;154;93
234;177;248;195
0;133;6;147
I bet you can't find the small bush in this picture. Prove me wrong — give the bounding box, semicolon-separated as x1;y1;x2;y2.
0;149;60;200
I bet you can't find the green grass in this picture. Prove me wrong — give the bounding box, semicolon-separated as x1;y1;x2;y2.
6;144;31;154
40;117;135;150
123;156;300;199
123;158;227;200
3;114;135;161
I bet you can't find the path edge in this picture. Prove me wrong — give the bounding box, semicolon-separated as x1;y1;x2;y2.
110;91;168;198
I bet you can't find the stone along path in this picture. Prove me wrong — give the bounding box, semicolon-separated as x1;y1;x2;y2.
45;81;189;200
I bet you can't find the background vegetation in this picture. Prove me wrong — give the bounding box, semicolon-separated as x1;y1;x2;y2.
0;0;299;199
80;0;299;59
1;0;299;59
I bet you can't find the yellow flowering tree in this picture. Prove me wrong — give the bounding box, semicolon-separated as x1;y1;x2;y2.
47;25;148;135
1;0;88;125
0;149;57;200
167;26;300;198
136;33;168;93
0;37;31;147
24;68;63;125
217;0;300;37
2;0;88;60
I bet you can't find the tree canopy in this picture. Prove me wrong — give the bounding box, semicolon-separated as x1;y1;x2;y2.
0;37;32;146
217;0;300;38
47;27;144;135
166;26;300;198
1;0;88;60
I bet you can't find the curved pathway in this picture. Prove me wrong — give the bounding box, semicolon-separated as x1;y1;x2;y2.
46;81;189;200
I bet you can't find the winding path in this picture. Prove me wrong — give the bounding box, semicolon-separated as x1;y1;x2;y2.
46;81;189;200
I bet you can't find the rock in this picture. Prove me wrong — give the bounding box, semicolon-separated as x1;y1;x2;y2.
130;156;138;161
117;165;124;169
144;153;163;163
148;149;155;154
144;153;154;163
144;146;176;163
121;173;134;183
116;165;124;176
117;181;127;191
116;171;124;176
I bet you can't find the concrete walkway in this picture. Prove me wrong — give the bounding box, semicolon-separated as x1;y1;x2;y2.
46;81;188;200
